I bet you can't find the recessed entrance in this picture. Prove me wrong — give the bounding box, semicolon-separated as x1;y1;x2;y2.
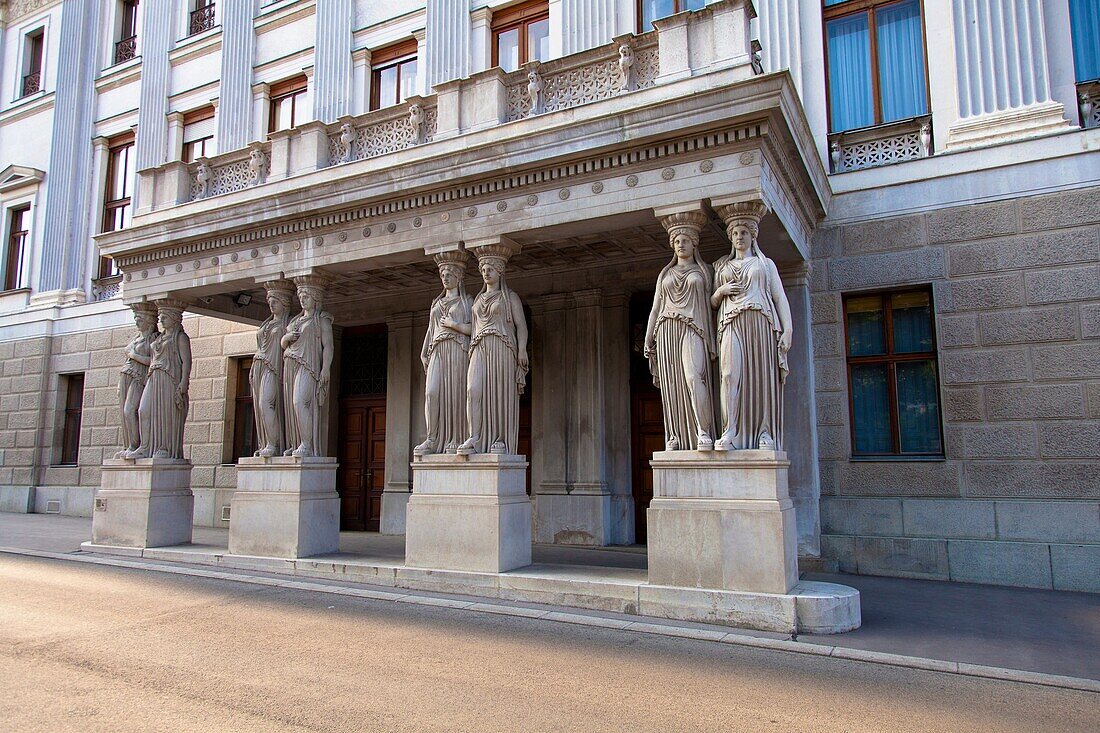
629;291;663;544
337;327;388;531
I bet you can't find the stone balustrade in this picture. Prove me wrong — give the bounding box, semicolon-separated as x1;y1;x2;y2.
828;115;933;174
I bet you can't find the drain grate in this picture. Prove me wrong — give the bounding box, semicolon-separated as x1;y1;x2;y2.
45;500;61;514
220;505;231;522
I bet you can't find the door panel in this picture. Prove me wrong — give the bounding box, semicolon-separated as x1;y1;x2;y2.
337;397;386;531
630;389;663;544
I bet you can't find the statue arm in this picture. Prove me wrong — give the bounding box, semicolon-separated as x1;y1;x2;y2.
319;315;334;403
644;285;662;357
511;292;529;367
420;319;432;370
768;260;794;351
177;333;192;396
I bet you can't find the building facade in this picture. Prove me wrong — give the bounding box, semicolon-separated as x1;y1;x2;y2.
0;0;1097;592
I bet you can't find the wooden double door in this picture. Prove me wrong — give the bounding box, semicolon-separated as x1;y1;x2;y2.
337;396;386;531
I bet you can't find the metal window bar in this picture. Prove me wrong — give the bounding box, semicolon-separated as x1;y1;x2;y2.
114;36;137;65
21;72;40;97
189;4;215;35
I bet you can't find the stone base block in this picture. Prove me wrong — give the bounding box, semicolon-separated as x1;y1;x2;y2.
228;456;339;559
407;453;532;573
946;101;1071;151
0;485;34;513
534;490;612;546
380;488;411;535
647;450;798;594
91;459;194;548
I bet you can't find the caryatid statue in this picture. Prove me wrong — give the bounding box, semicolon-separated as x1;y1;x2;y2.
456;243;529;455
644;210;717;451
711;201;793;451
281;275;334;458
250;280;295;458
414;250;474;456
114;303;159;458
126;300;192;460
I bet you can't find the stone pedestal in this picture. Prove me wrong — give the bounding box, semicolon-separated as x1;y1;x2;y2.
534;489;612;546
407;453;532;573
91;458;194;548
647;450;799;594
228;456;340;559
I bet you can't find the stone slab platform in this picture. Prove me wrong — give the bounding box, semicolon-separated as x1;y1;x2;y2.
79;541;859;634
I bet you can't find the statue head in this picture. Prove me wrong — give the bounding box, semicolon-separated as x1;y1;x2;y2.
264;281;295;318
727;218;758;256
439;262;463;290
528;70;540;85
619;45;634;62
293;275;328;314
157;303;184;333
133;303;158;333
479;256;506;287
668;226;698;260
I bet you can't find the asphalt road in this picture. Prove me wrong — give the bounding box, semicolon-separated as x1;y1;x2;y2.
1;554;1095;733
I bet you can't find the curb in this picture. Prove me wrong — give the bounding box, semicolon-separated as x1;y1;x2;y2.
2;545;1098;695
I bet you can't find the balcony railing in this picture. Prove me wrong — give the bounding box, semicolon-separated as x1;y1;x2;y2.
21;72;41;97
114;35;137;65
189;4;216;36
92;275;122;302
1078;81;1100;130
828;115;932;174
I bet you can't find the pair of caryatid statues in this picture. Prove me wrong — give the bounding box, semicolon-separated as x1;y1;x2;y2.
413;244;529;457
645;201;793;452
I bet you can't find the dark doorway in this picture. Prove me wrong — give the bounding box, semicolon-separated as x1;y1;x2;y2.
629;291;663;543
337;327;388;531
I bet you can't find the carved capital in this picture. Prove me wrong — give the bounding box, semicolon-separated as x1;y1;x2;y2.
262;279;296;309
468;235;521;267
293;273;333;305
714;200;769;228
432;248;469;269
658;209;709;235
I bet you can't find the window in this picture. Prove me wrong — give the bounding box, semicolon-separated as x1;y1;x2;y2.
182;106;215;162
4;206;29;291
21;28;45;97
638;0;704;32
115;0;139;65
823;0;929;133
844;288;943;457
101;134;134;278
492;0;550;72
189;0;216;36
231;357;257;462
1069;0;1100;83
370;39;418;111
268;75;307;133
60;374;85;466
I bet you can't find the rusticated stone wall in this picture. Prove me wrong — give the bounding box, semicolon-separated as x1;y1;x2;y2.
812;184;1100;592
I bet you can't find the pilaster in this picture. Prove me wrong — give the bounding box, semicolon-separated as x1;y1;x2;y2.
756;0;802;94
425;0;470;91
313;0;354;123
217;0;257;152
381;311;416;534
470;8;493;74
134;0;172;172
166;111;185;162
351;49;372;117
560;0;618;55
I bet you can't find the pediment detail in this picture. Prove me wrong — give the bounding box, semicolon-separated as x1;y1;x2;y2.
0;164;46;195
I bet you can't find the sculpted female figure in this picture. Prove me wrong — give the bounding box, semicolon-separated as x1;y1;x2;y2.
644;211;716;451
250;281;295;457
711;203;793;450
128;302;192;459
457;246;528;455
281;276;334;458
115;304;159;458
414;252;473;456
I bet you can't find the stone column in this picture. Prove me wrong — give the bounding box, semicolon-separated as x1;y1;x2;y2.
166;112;186;162
425;0;470;91
560;0;618;55
86;137;112;292
470;8;493;74
216;0;257;151
313;0;353;123
602;291;634;545
756;0;802;93
352;49;372;116
251;83;271;143
529;294;572;542
947;0;1071;150
381;312;416;534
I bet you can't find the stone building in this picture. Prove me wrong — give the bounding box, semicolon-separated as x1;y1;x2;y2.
0;0;1097;593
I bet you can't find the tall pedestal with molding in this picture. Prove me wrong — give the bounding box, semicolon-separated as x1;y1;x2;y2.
228;456;340;559
90;458;194;548
406;453;532;573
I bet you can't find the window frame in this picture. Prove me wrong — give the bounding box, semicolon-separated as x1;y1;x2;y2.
114;0;140;65
842;285;944;458
369;38;418;111
189;0;216;36
20;26;46;98
491;0;550;72
59;373;85;466
267;75;308;133
821;0;932;134
100;133;135;278
182;105;216;162
4;204;30;292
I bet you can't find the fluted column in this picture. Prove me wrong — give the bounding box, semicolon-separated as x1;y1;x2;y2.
947;0;1070;149
36;0;102;302
560;0;619;55
313;0;353;123
425;0;470;91
216;0;257;152
381;312;416;534
133;0;172;173
756;0;802;94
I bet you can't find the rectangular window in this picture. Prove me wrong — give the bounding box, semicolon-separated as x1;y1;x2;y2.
115;0;139;65
492;0;550;72
231;357;257;462
844;287;943;457
21;28;45;97
190;0;216;36
1069;0;1100;83
101;134;134;278
370;39;418;111
4;205;29;291
268;75;307;133
638;0;704;32
182;106;216;162
60;374;85;466
824;0;929;133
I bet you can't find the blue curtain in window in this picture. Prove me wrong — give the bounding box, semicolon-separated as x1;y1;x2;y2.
876;0;928;122
1069;0;1100;82
851;364;892;453
896;361;941;453
827;13;874;132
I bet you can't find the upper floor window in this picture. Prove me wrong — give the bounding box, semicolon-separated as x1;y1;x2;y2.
20;28;45;97
189;0;216;36
3;205;29;292
182;106;215;162
639;0;704;32
268;76;307;133
370;39;418;111
824;0;929;133
101;134;134;278
1069;0;1100;83
844;287;943;457
492;0;550;72
115;0;140;65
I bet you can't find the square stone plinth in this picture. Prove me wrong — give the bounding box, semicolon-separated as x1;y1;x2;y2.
228;456;340;559
91;458;194;548
647;450;799;595
406;453;532;573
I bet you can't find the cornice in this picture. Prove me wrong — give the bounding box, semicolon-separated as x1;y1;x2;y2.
3;0;58;23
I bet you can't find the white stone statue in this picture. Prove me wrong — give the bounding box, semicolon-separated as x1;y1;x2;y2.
281;275;334;458
457;245;529;455
339;121;357;162
195;160;212;199
618;44;635;92
414;251;474;456
527;68;544;116
248;147;267;185
114;303;159;458
409;103;425;145
644;211;716;451
250;281;295;458
126;301;192;460
711;202;793;451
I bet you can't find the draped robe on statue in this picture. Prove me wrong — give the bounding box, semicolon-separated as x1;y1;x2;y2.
283;310;333;455
250;314;286;455
423;292;473;452
467;289;527;454
138;329;188;459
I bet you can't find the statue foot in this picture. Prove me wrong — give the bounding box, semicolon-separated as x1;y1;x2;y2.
697;433;714;451
125;447;149;459
444;441;458;454
291;445;312;458
282;448;295;457
714;435;735;451
256;446;277;458
412;438;434;456
665;436;680;451
456;438;477;456
152;449;170;459
759;432;776;450
489;441;507;454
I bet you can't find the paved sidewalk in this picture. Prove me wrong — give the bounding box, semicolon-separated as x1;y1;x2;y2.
2;513;1097;683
